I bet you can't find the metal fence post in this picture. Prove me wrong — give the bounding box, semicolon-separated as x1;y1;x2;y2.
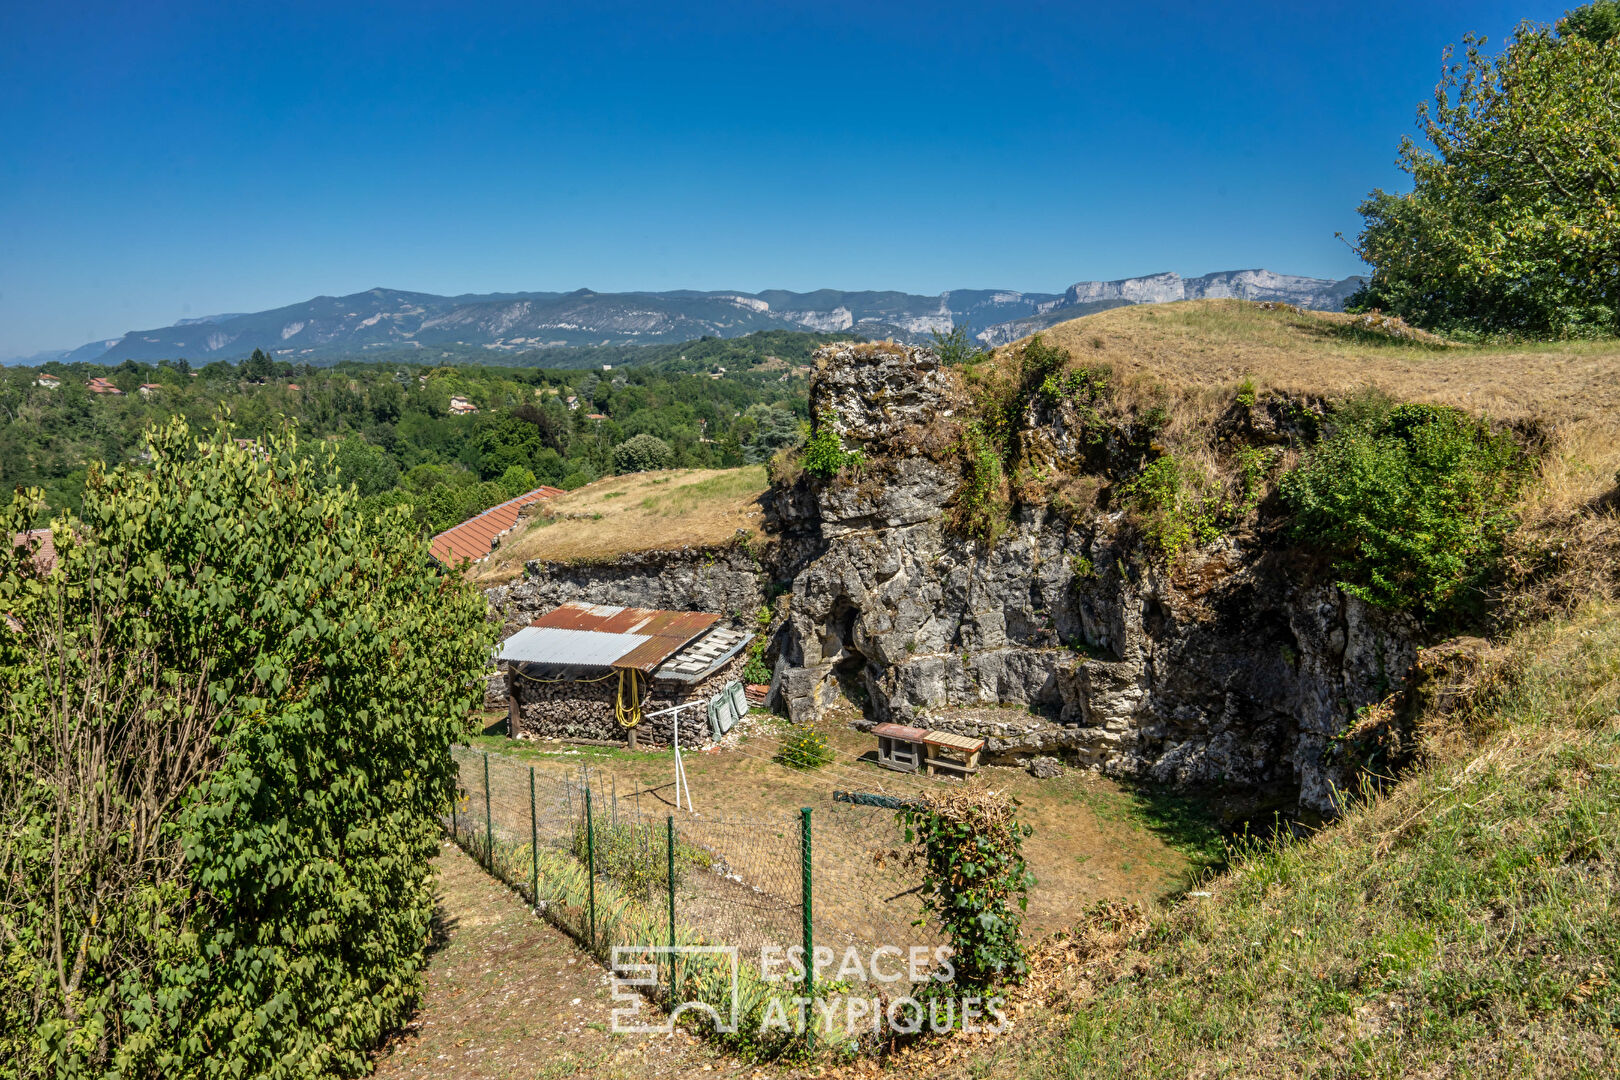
667;814;677;1006
801;805;815;1046
585;784;597;948
529;766;539;907
483;752;493;868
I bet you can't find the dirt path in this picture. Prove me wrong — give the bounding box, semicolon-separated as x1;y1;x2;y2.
372;841;772;1080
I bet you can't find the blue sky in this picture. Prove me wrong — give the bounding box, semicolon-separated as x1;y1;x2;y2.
0;1;1576;356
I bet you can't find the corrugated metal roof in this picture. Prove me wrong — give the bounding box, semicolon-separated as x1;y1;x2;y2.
655;627;753;682
526;602;722;674
495;625;651;667
428;485;565;566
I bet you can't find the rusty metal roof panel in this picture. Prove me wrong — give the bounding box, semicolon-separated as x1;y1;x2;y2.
529;603;720;673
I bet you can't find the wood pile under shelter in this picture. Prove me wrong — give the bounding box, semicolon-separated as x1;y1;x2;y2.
496;602;752;748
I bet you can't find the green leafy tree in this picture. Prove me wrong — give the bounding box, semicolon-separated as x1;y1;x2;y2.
0;420;493;1077
241;347;275;382
611;432;674;474
331;433;400;496
1346;4;1620;336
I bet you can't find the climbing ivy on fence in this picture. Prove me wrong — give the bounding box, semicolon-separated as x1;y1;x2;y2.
0;419;494;1079
896;790;1035;988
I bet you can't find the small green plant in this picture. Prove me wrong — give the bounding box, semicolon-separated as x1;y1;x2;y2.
896;790;1035;989
1280;399;1528;620
946;421;1006;544
930;324;990;366
741;605;773;683
1121;455;1222;559
571;818;711;897
1235;378;1257;408
1231;445;1277;516
1070;554;1096;583
773;725;833;770
799;412;864;479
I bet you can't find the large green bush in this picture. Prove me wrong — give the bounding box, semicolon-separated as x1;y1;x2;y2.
610;432;674;474
0;419;493;1078
1281;400;1527;620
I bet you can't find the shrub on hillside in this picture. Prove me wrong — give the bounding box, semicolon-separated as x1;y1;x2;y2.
0;420;493;1078
1281;399;1527;620
611;432;674;474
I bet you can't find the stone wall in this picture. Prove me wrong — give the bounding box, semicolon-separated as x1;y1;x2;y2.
485;544;773;638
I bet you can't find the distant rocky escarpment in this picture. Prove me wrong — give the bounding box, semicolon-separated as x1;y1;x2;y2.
35;269;1363;365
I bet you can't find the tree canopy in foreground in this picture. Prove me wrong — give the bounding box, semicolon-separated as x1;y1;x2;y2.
1348;2;1620;338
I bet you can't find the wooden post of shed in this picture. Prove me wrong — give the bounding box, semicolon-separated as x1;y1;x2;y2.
505;664;519;736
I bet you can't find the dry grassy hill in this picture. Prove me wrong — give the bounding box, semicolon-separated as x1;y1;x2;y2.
473;465;768;583
997;299;1620;507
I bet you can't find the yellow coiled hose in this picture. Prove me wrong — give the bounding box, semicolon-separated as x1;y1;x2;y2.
614;668;644;729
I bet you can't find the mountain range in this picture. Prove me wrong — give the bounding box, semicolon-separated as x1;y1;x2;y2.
16;269;1363;366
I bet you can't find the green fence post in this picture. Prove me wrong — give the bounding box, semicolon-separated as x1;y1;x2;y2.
529;766;539;907
801;806;814;1047
667;814;677;1006
585;783;597;948
482;752;492;868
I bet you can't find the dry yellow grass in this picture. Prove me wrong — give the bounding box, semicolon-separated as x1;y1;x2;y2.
997;299;1620;539
473;466;768;582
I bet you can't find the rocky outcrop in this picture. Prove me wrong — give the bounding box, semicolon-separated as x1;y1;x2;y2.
482;339;1417;817
768;340;1418;817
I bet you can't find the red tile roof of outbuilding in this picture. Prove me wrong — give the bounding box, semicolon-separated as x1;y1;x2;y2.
11;529;56;574
428;486;565;567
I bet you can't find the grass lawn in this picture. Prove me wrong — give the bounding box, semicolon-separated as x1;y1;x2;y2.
464;702;1208;944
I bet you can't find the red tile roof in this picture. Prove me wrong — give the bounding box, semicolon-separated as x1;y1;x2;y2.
428;486;565;566
529;602;720;673
11;529;56;575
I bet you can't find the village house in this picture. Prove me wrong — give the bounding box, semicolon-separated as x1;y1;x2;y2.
448;395;478;415
86;377;123;395
138;383;163;397
585;412;607;422
34;373;60;389
565;395;580;410
496;602;752;749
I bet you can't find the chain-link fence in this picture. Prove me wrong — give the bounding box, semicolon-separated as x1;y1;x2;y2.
445;745;944;1009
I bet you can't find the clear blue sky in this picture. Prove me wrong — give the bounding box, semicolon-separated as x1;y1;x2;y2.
0;0;1576;356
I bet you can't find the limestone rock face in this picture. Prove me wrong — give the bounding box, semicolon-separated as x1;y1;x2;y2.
768;341;1419;817
484;543;771;636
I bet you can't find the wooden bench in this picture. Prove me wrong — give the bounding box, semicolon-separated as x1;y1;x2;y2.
920;730;985;777
870;724;985;778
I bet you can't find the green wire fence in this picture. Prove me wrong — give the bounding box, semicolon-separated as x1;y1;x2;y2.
444;744;943;1046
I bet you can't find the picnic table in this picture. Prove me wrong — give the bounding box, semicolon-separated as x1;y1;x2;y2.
871;723;984;777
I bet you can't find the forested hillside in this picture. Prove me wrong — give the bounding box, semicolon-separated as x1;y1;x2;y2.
0;331;825;531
